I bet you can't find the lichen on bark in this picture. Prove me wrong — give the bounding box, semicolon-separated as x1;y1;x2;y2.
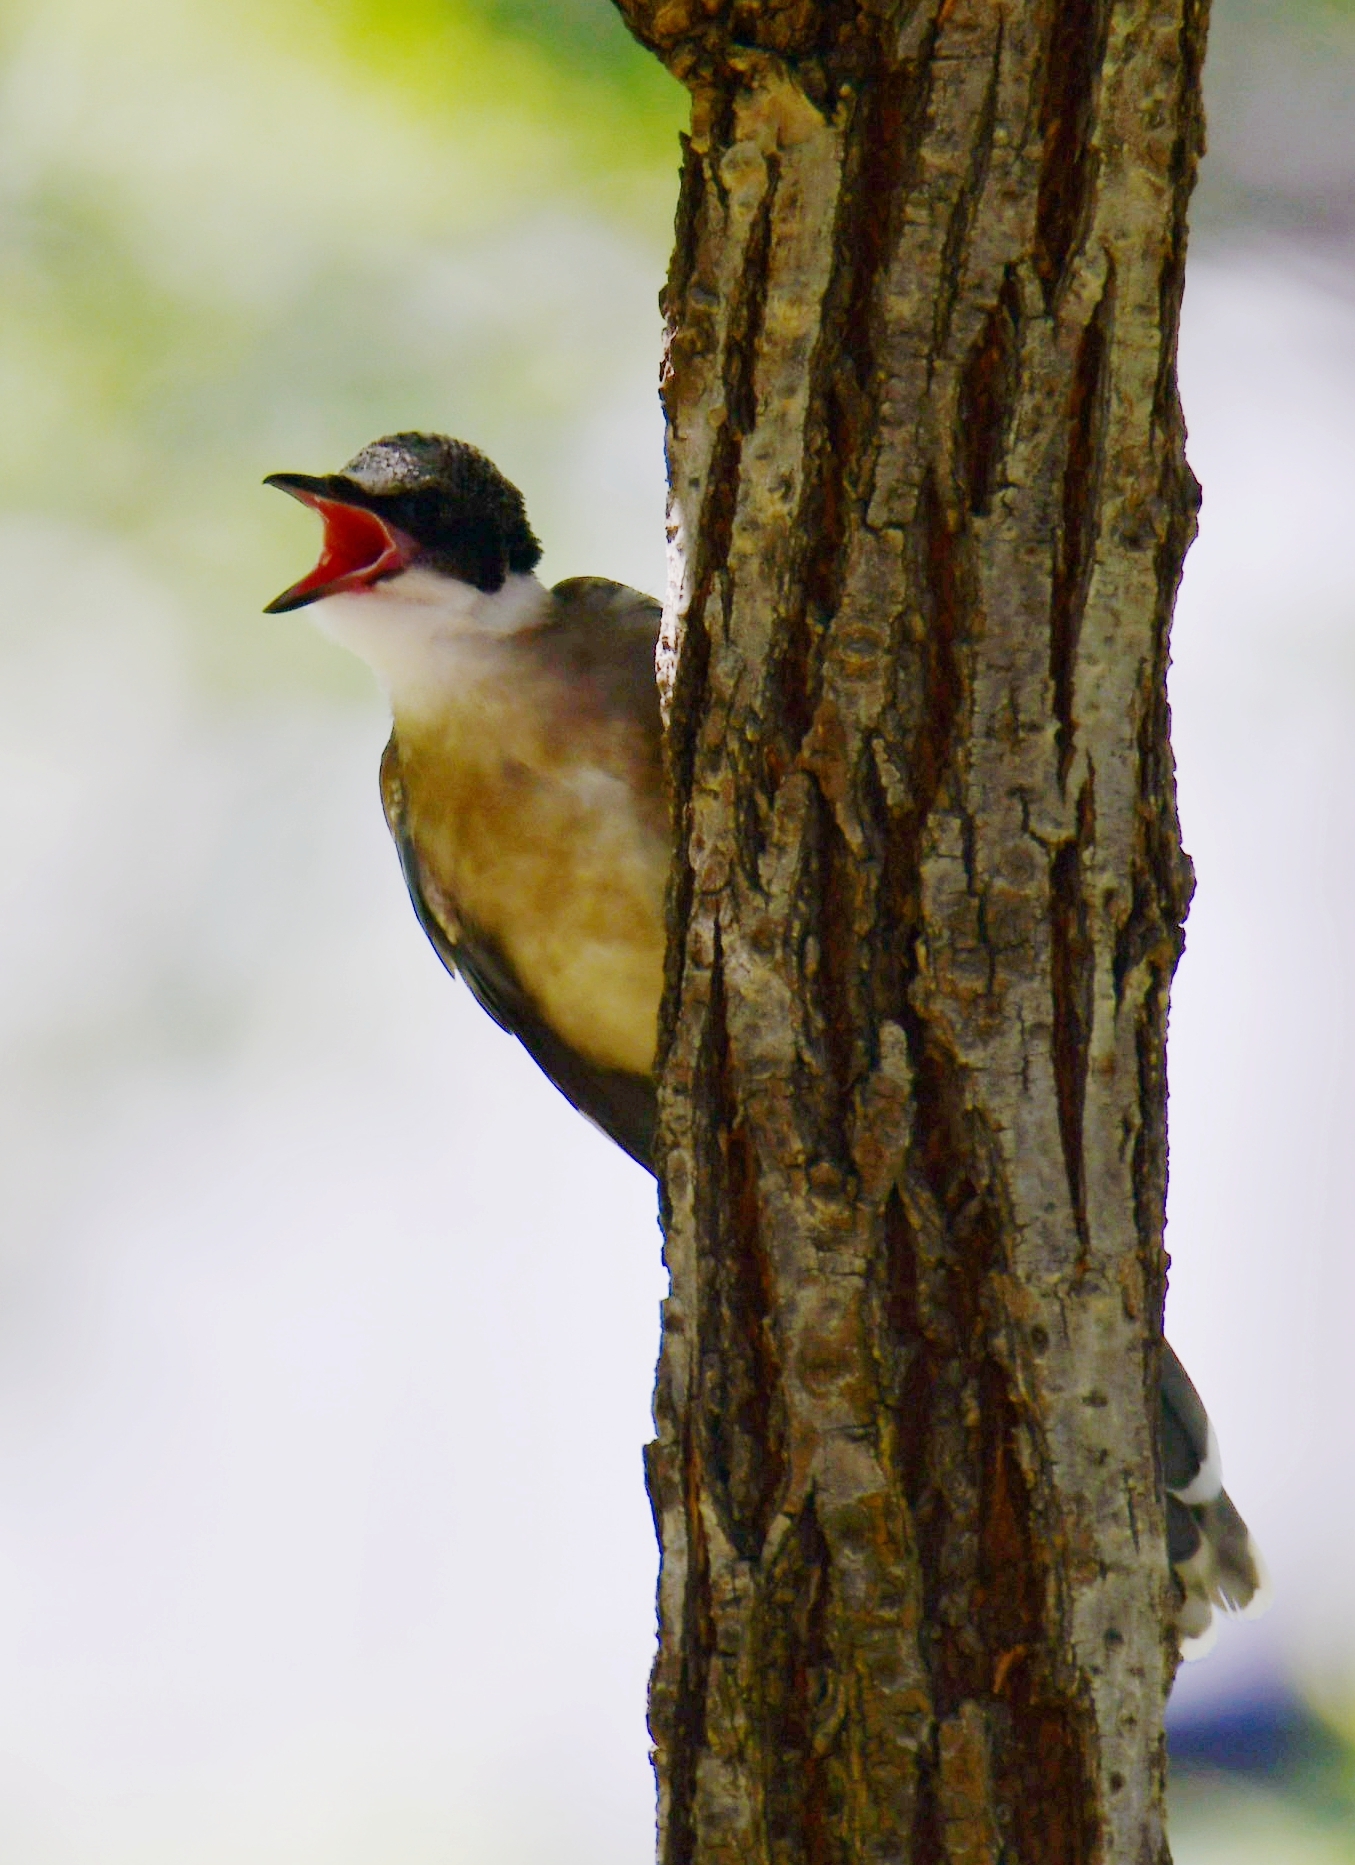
617;1;1208;1858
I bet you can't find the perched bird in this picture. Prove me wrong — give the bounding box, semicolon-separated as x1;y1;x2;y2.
265;430;1268;1657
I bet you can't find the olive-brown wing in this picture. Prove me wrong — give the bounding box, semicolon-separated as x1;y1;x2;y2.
379;733;657;1169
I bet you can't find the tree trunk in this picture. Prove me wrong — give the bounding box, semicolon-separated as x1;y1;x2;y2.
614;1;1206;1859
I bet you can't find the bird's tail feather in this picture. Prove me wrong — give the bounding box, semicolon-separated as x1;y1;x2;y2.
1168;1489;1271;1660
1161;1343;1270;1659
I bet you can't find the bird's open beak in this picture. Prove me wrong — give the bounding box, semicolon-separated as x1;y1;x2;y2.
263;473;411;613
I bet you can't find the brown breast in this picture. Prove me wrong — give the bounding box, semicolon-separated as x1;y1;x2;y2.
394;613;668;1079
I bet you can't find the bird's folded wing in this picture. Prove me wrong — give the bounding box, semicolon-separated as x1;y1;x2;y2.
379;735;657;1170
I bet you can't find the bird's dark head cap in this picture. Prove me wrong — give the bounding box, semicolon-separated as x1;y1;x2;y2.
264;432;541;612
340;433;543;588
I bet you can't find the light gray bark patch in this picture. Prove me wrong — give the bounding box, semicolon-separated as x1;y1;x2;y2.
1048;776;1096;1258
957;269;1022;520
1034;0;1112;310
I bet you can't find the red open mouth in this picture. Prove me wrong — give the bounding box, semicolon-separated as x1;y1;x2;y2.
264;484;410;613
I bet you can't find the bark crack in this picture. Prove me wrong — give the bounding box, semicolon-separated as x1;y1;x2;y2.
1049;774;1096;1261
1034;0;1112;310
659;1414;717;1865
957;269;1023;521
879;1044;1096;1865
696;926;788;1559
757;1496;841;1865
931;17;1005;369
773;56;937;786
725;156;780;440
1051;266;1115;786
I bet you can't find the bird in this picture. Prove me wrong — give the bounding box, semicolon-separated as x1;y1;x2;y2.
265;429;1269;1658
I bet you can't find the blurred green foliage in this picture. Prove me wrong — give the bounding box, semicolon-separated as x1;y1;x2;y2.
0;0;685;693
335;0;662;81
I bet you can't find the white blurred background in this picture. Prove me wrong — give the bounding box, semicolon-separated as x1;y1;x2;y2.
0;0;1353;1858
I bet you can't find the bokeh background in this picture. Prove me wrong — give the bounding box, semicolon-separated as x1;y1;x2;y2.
0;0;1352;1857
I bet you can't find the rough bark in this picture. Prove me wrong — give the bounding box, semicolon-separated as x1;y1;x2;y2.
615;1;1207;1859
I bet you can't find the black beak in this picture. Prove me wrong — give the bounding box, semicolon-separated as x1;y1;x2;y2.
263;471;356;504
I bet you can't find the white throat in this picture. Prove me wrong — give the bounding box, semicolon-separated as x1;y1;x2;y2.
310;567;550;717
